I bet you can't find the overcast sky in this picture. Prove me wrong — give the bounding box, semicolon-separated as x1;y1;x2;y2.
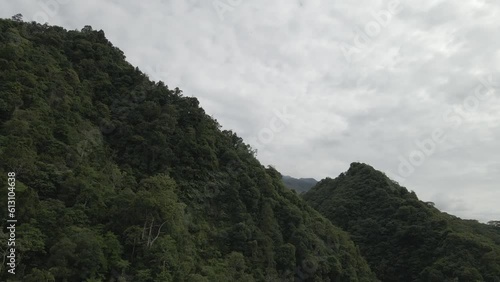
2;0;499;222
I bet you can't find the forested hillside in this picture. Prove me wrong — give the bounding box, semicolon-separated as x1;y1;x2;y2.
0;18;378;281
303;163;500;282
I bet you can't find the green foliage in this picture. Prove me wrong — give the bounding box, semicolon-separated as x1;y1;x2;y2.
303;162;500;281
0;18;377;281
488;221;500;228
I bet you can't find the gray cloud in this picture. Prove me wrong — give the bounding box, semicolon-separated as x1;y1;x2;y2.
2;0;499;222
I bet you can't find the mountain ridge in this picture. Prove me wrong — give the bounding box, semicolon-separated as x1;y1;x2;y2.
303;162;500;282
282;175;318;193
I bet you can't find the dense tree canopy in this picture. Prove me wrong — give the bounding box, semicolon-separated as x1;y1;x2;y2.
0;18;377;281
303;163;500;282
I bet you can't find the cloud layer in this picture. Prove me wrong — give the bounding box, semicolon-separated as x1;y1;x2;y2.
2;0;499;222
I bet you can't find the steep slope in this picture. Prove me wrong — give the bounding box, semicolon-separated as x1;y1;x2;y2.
282;175;317;193
0;19;377;281
303;163;500;282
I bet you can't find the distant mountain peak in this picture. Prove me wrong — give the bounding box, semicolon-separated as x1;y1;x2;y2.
282;175;318;193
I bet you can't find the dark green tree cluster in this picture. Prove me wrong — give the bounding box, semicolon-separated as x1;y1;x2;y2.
303;163;500;282
0;18;377;281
